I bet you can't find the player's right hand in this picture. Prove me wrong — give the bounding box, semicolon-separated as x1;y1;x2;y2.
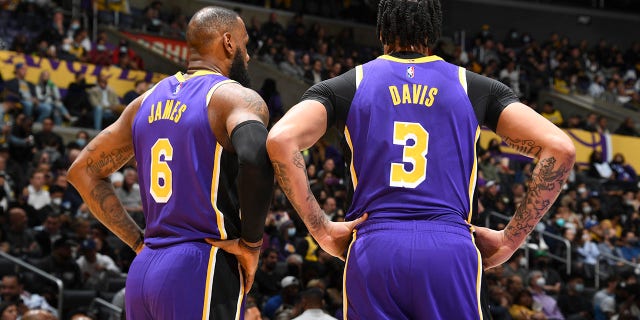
315;213;368;261
206;238;261;295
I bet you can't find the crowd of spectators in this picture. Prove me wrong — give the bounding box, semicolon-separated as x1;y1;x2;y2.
1;1;640;320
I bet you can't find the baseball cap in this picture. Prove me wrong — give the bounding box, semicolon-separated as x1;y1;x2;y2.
14;62;24;71
281;276;299;288
81;238;96;250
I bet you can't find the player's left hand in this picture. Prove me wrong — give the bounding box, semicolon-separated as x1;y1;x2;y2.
315;213;368;261
207;238;261;295
472;226;519;270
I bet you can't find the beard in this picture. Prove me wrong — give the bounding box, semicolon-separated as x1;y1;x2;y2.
229;49;251;88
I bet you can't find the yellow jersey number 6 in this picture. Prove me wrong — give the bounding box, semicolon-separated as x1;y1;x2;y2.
150;138;173;203
389;121;429;188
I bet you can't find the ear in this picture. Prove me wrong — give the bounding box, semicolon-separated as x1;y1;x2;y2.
223;32;234;57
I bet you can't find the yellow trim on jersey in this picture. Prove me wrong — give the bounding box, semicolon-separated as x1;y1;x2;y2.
344;126;358;190
206;80;237;107
472;235;483;320
459;66;468;94
342;230;358;320
378;55;444;64
211;143;227;239
175;70;222;82
467;126;481;224
235;263;244;320
355;65;363;89
201;246;218;320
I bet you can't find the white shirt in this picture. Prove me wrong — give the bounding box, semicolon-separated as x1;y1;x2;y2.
292;309;338;320
76;253;122;286
27;185;51;210
20;291;58;317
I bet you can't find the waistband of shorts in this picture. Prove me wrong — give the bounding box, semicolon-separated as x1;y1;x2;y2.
355;219;472;236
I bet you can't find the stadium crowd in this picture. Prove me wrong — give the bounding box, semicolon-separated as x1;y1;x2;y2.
0;0;639;320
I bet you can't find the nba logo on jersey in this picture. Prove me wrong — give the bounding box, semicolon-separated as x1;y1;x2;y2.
407;66;415;78
173;82;183;95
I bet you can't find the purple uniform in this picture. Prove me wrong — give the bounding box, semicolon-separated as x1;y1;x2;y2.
343;55;482;319
126;71;245;319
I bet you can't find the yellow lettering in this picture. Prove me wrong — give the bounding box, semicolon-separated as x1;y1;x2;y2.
389;86;400;105
173;104;188;123
418;85;429;105
148;103;155;123
425;88;438;107
402;84;411;104
412;84;422;104
154;101;163;121
170;101;181;121
162;100;174;119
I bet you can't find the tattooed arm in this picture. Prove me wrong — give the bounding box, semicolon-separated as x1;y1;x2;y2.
474;102;575;269
67;96;145;254
266;100;366;260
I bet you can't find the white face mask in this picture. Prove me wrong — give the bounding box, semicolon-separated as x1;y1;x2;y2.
519;257;528;267
583;206;592;214
536;277;546;287
52;198;62;206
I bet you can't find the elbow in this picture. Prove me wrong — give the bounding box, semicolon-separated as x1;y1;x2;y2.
66;160;83;188
548;134;576;166
266;128;293;162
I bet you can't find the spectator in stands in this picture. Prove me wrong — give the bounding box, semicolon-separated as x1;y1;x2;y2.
87;74;120;130
122;80;148;105
0;95;19;147
33;118;64;157
21;309;57;320
76;238;122;290
577;227;600;279
595;116;609;134
593;276;618;320
22;171;50;211
609;153;637;183
89;223;117;262
292;287;337;320
0;301;18;320
262;12;284;41
112;40;143;70
38;10;65;48
587;150;612;181
258;78;284;125
304;59;326;84
114;167;143;228
63;73;93;128
9;33;31;54
589;74;606;98
0;273;57;318
279;49;304;79
509;289;546;320
34;71;74;125
581;112;598;132
142;0;164;33
556;276;592;320
5;206;40;258
61;29;90;62
88;38;112;67
254;248;284;305
499;59;521;97
4;63;40;120
614;117;640;137
540;101;564;127
264;276;300;320
37;237;83;290
34;212;67;257
619;231;640;262
527;270;565;319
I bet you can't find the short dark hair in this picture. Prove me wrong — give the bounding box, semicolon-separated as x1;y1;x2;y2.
376;0;442;48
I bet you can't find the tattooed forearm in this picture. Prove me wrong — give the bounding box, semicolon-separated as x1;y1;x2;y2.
272;152;327;234
293;151;305;169
85;144;133;176
87;179;143;250
501;136;542;158
505;156;570;244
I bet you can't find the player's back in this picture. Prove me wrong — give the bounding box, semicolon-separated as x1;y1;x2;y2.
132;71;240;248
345;55;479;224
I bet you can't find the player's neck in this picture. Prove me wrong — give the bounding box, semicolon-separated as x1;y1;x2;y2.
186;54;225;76
384;44;430;56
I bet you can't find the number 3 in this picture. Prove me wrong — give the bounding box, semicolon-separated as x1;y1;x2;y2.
150;138;173;203
389;122;429;188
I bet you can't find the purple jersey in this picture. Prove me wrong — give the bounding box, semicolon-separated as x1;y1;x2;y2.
345;55;479;225
132;71;239;248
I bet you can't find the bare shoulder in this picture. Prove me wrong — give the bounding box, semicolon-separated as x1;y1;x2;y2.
213;83;268;124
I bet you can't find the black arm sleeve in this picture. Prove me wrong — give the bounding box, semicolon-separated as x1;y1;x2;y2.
230;120;274;243
466;70;520;131
301;69;357;131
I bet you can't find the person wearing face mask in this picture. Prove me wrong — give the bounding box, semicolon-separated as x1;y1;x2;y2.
557;276;593;320
577;227;600;280
528;270;565;320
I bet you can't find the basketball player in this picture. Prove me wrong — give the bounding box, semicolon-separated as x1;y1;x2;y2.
68;7;274;319
266;0;576;318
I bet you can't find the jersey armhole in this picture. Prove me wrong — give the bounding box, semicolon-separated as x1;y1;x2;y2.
355;65;364;89
205;80;238;107
458;66;468;94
